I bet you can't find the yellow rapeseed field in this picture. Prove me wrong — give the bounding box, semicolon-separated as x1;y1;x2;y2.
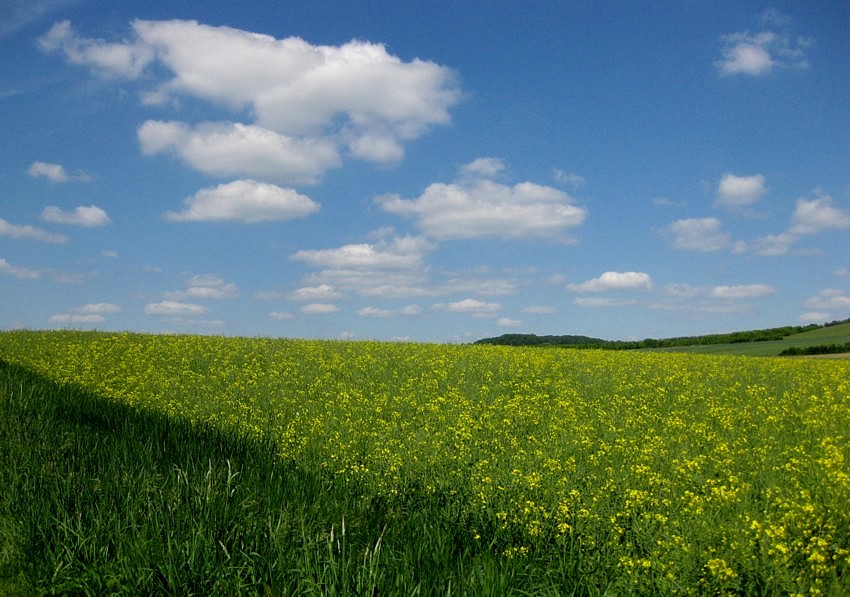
2;330;848;594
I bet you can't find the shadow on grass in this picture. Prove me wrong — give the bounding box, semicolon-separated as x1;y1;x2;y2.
0;359;575;595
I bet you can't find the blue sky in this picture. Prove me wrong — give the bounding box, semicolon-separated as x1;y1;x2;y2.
2;1;849;342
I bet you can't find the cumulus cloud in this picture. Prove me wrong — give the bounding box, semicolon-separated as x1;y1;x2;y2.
433;298;501;317
746;193;850;256
358;305;422;318
715;173;767;209
522;305;557;314
49;302;121;325
804;289;850;312
41;205;111;226
268;311;296;321
165;179;319;223
43;19;461;181
497;317;522;327
27;161;91;182
0;258;40;279
664;217;731;252
288;284;342;301
568;271;653;293
377;158;587;240
165;274;239;300
716;28;810;77
0;218;67;243
710;284;775;299
574;297;637;308
300;303;339;315
144;300;208;316
789;194;850;235
140;121;340;185
292;235;434;299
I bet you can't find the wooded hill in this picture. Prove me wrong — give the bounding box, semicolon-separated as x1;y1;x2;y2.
475;319;850;352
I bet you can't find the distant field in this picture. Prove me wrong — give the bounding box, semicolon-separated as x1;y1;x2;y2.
647;321;850;357
1;331;849;594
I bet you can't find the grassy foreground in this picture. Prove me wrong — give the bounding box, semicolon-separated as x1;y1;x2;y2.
0;359;545;595
1;331;850;594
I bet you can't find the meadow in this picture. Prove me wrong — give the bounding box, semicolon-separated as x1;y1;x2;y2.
1;330;849;594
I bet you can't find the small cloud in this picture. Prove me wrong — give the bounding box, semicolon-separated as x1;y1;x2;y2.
522;305;557;314
461;157;506;179
0;217;67;243
101;250;118;258
165;274;239;300
165;179;320;223
709;284;775;299
41;205;111;227
27;161;90;183
49;302;121;325
663;217;731;252
804;289;850;312
357;305;422;318
433;298;501;317
0;257;40;279
288;284;342;301
715;173;767;209
497;317;522;327
144;301;209;316
789;194;850;235
716;28;810;77
552;169;585;187
269;311;296;320
568;271;653;292
300;303;339;315
574;297;637;308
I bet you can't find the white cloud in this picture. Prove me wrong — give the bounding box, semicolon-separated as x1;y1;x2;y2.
568;271;653;293
716;29;809;77
76;302;121;314
288;284;342;301
165;274;239;300
101;250;118;258
664;217;730;252
804;289;850;312
378;159;587;240
44;19;461;178
41;205;111;226
789;194;850;235
433;298;501;317
0;218;67;243
292;235;433;271
165;179;319;223
715;173;766;208
28;160;65;179
291;232;432;300
268;311;296;320
49;302;121;325
745;193;850;256
144;301;209;316
300;303;339;314
798;311;831;324
140;121;340;185
710;284;775;299
49;313;104;324
438;277;516;297
574;297;637;308
497;317;522;327
522;305;557;314
552;169;585;187
39;20;154;77
0;258;40;279
461;157;506;179
358;305;422;318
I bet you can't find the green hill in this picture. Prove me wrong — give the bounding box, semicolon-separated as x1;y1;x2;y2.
475;319;850;357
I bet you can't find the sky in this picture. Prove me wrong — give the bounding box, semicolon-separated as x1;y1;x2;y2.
2;1;849;342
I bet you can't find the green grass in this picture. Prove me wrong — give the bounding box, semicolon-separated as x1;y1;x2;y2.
0;359;576;595
647;321;850;357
